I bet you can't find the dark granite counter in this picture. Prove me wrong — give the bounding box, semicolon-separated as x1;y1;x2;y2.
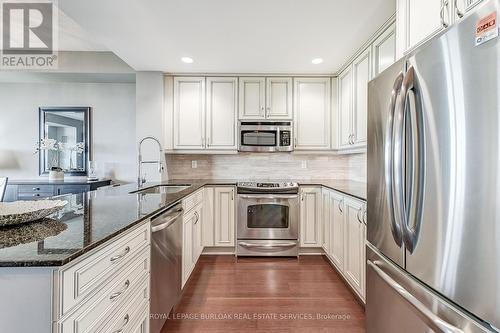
0;178;365;267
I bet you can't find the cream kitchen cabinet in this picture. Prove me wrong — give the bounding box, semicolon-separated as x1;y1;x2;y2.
182;191;204;288
337;47;371;150
206;77;238;150
329;190;345;272
338;67;353;149
293;78;331;150
173;77;206;149
300;186;323;247
174;76;237;151
454;0;483;19
213;186;236;247
322;189;331;254
396;0;449;57
239;77;293;120
343;196;366;301
372;23;397;77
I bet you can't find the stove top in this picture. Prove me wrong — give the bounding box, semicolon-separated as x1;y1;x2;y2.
237;181;299;194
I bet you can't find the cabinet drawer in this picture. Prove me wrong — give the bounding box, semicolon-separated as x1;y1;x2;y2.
99;284;149;333
182;189;203;213
18;184;54;193
17;192;54;200
56;248;150;333
55;222;150;317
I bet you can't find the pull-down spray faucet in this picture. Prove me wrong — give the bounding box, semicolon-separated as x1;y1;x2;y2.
137;136;164;187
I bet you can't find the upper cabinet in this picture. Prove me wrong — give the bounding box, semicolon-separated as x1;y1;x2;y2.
266;77;293;119
239;77;292;120
396;0;483;57
173;77;205;150
294;78;331;150
206;77;238;150
337;48;372;150
173;77;237;151
372;23;396;77
239;77;265;119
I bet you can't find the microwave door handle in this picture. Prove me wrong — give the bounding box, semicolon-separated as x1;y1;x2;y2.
400;66;425;254
387;72;404;247
367;260;464;333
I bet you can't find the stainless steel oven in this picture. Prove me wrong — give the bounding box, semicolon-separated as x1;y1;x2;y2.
237;182;299;257
238;121;293;152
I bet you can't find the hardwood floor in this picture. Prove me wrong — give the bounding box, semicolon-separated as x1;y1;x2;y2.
161;255;365;333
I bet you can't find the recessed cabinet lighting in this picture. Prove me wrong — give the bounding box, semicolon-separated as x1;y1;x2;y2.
311;58;324;64
181;57;194;63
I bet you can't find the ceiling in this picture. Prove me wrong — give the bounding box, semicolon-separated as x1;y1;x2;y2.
59;0;395;74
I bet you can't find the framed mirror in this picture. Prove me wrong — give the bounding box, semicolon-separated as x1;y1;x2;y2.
39;107;91;176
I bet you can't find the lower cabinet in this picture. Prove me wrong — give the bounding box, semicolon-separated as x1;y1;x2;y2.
182;191;204;288
300;186;322;247
343;197;366;301
213;186;236;247
321;187;367;302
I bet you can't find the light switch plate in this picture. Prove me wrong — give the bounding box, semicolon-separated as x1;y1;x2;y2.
191;160;197;168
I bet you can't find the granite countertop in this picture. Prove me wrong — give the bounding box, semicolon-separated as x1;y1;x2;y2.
7;178;112;185
0;178;365;267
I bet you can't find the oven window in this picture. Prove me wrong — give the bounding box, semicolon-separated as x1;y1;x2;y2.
241;130;276;146
247;204;289;228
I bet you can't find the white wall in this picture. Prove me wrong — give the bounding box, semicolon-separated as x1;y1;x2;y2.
135;72;165;183
0;81;136;182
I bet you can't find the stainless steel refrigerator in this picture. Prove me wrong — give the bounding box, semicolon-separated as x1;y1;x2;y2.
367;0;500;332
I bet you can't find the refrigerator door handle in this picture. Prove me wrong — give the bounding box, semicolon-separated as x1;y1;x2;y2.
367;260;464;333
399;66;425;253
390;72;406;247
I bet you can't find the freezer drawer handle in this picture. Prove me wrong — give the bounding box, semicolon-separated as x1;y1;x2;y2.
239;241;297;249
367;260;464;333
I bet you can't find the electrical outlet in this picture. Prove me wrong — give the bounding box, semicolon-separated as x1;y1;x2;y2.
191;160;197;169
301;160;307;169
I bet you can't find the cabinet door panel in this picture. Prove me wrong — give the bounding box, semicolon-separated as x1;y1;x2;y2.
182;216;194;288
407;0;444;50
239;77;265;119
300;186;322;247
330;191;345;271
353;48;371;146
202;187;215;247
343;197;365;299
206;77;237;150
322;189;331;254
266;77;293;119
338;68;353;148
372;23;396;77
174;77;205;149
294;78;331;150
214;187;235;246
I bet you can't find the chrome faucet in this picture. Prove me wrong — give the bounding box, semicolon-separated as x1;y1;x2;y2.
138;136;164;187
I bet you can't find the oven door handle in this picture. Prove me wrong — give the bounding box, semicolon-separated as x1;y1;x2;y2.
239;241;297;248
238;194;298;200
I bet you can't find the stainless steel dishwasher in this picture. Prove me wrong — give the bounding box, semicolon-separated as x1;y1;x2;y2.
150;203;183;333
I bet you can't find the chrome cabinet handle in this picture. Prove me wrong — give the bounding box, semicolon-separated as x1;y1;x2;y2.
368;260;464;333
260;106;265;116
338;199;343;214
294;137;297;148
112;314;130;333
110;246;130;263
194;211;199;224
363;205;367;224
440;0;449;27
109;280;130;301
454;0;463;18
232;189;234;201
357;207;363;223
33;187;40;191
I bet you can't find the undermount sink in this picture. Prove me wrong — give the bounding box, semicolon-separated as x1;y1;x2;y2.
130;185;191;195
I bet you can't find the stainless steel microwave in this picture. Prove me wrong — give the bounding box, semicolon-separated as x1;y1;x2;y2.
238;121;293;152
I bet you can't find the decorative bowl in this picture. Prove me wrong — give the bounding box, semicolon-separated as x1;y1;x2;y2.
0;200;68;227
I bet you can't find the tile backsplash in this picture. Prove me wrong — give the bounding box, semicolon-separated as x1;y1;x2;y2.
165;153;366;182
